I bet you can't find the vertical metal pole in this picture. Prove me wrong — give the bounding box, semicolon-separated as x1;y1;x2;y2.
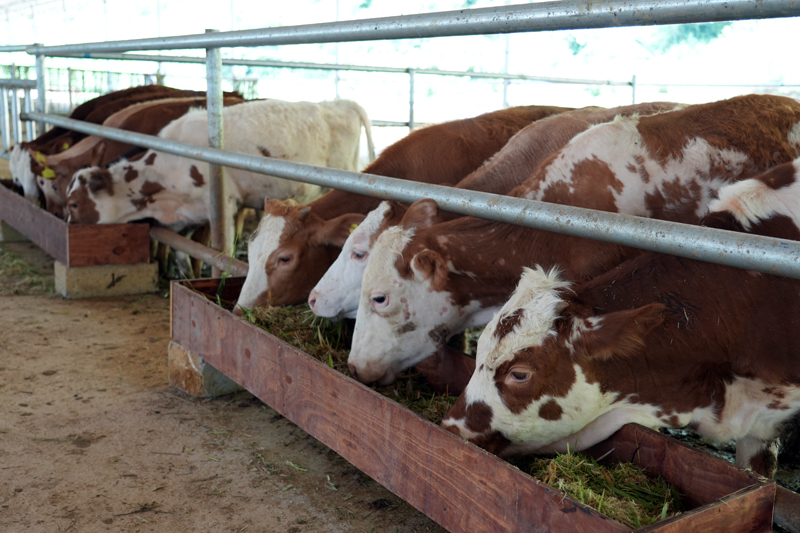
0;88;9;151
631;74;637;105
34;44;47;137
68;66;73;110
10;85;20;144
205;29;230;277
10;64;20;144
408;68;416;131
503;33;510;108
23;88;33;142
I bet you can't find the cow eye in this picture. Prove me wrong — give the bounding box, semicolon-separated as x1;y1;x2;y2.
352;249;368;260
510;370;531;382
70;202;78;209
278;256;292;264
52;184;58;190
370;293;389;310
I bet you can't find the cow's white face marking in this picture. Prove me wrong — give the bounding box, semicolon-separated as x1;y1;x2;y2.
9;145;41;204
310;202;390;319
348;226;494;385
236;215;286;311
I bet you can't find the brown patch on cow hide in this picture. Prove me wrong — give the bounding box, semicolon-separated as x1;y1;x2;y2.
495;343;578;416
494;308;525;341
428;324;450;347
540;156;622;211
68;178;100;224
397;322;417;334
189;165;205;187
88;169;114;196
538;399;563;421
748;445;778;478
131;181;165;211
644;178;703;224
258;146;271;158
629;155;651;183
144;152;157;166
123;166;138;183
761;163;797;190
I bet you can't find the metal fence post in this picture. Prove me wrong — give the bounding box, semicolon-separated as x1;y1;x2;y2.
0;87;8;151
631;74;637;104
23;87;33;142
205;29;230;277
408;68;415;131
34;44;47;137
10;72;20;144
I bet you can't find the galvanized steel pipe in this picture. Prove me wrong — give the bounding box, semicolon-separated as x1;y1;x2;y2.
34;46;46;137
48;52;631;86
205;29;230;277
26;1;800;54
0;88;8;151
149;227;248;277
0;79;36;89
10;87;20;144
22;111;800;280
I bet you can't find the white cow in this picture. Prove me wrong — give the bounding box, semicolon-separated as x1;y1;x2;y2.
65;99;375;246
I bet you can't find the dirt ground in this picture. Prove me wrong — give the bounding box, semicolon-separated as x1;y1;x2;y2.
0;241;446;533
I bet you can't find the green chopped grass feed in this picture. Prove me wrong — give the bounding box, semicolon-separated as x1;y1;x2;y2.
235;303;459;425
0;246;53;296
517;449;683;528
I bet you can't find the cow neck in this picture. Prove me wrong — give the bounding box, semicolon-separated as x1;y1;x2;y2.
308;189;382;221
572;250;800;419
405;214;634;309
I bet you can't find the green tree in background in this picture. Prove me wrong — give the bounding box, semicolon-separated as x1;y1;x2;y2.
649;22;732;53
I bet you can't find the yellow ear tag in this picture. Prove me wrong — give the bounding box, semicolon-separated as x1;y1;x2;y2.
349;224;359;234
35;151;47;163
62;142;70;150
41;167;56;179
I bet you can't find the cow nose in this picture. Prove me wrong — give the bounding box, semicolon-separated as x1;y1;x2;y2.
233;306;244;317
308;291;318;311
347;363;358;380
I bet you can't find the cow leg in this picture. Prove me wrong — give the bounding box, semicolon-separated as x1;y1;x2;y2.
737;436;780;478
190;224;211;278
413;345;476;396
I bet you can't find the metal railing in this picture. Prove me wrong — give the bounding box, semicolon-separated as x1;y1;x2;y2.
7;0;800;277
21;110;800;280
0;75;36;157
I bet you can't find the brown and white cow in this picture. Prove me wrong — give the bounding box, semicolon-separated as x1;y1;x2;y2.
348;94;800;386
308;103;680;320
10;85;230;205
441;161;800;477
235;104;574;312
66;99;374;248
33;95;244;218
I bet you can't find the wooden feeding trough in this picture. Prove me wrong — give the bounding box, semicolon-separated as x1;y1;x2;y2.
170;277;783;533
0;180;156;298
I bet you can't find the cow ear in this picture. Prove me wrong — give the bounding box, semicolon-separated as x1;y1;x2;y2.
572;303;664;361
412;249;448;290
89;142;107;167
401;199;441;230
27;148;45;173
311;213;366;247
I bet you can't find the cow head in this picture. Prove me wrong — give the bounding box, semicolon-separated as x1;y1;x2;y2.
347;199;492;385
309;201;410;320
65;166;116;224
9;145;41;205
442;266;664;456
235;199;365;312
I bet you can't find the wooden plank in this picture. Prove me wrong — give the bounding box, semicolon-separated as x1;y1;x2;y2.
172;280;629;533
0;179;68;264
67;224;150;267
637;484;774;533
775;486;800;533
588;424;761;508
0;183;150;267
